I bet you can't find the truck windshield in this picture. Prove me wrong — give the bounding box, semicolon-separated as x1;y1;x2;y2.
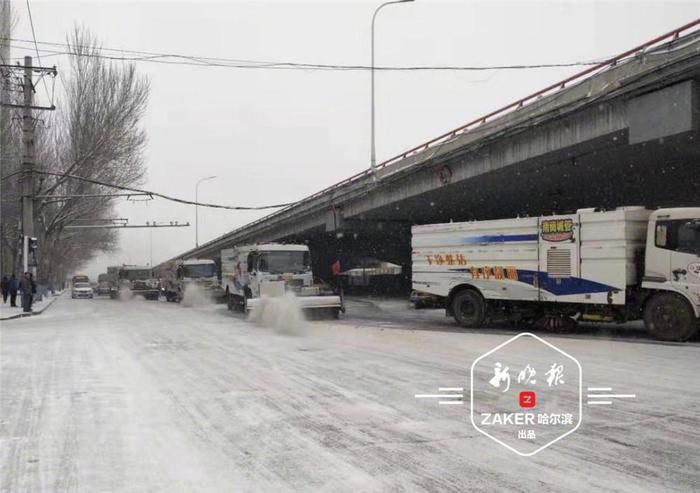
183;264;216;278
678;220;700;255
121;269;151;280
258;251;310;274
657;219;700;255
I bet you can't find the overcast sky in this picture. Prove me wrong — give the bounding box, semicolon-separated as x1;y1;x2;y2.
7;0;699;278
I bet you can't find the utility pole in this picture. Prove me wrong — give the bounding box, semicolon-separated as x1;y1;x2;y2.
0;1;11;276
149;223;153;267
21;56;35;275
1;51;56;279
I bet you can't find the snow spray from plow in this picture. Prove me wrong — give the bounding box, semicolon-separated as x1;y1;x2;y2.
181;284;215;307
247;293;308;335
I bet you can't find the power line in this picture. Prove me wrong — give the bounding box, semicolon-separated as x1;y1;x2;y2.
24;0;51;102
65;222;190;229
2;37;609;72
8;37;293;67
0;169;296;210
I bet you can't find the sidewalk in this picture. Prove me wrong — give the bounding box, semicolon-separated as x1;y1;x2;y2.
0;292;62;321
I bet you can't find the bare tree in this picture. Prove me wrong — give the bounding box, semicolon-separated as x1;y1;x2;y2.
0;0;22;276
31;26;150;284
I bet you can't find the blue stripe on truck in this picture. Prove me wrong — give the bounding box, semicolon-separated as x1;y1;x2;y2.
447;268;618;296
460;234;538;244
518;270;617;296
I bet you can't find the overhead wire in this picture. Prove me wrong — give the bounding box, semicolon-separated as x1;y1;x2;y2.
2;37;610;72
1;169;296;210
24;0;52;104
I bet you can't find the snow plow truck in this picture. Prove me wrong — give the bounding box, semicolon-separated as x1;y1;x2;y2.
158;258;223;303
221;243;343;317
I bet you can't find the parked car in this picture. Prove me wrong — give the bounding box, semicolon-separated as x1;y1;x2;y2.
71;282;94;299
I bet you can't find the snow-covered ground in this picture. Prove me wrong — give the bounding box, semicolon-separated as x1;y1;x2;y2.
0;292;60;320
1;296;698;492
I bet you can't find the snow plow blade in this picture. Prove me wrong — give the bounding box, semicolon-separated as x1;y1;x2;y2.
246;295;343;311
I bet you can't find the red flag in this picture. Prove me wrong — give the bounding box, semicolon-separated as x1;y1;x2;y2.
331;260;341;275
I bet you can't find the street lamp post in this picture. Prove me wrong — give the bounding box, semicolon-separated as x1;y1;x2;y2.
195;175;217;248
370;0;414;180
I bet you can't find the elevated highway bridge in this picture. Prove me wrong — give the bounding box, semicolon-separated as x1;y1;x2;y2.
160;20;700;288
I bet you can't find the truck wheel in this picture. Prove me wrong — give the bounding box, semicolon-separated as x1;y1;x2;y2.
644;292;698;342
452;290;485;328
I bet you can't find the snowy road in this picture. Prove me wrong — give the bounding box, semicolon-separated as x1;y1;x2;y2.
1;296;699;492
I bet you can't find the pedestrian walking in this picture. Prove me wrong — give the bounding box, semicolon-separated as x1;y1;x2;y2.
19;272;33;313
1;275;8;303
8;274;18;307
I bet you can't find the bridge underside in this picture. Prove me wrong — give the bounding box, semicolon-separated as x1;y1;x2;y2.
362;129;700;223
286;128;700;289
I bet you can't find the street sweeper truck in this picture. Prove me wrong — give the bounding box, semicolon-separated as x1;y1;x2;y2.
412;206;700;341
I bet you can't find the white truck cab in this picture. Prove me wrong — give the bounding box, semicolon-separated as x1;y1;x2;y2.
641;208;700;337
115;265;160;300
221;243;342;315
161;258;221;303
